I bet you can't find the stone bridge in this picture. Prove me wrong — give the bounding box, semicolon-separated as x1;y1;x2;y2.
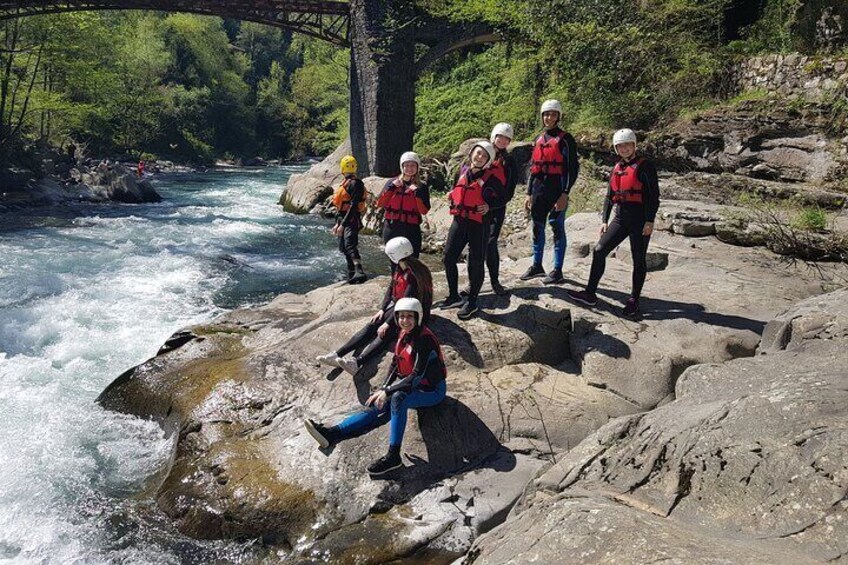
1;0;498;175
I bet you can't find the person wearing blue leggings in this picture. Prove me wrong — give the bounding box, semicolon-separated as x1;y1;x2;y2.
304;297;447;477
521;99;580;285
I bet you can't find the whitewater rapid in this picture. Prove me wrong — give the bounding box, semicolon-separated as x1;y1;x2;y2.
0;166;382;563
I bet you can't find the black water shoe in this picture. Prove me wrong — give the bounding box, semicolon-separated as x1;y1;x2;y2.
520;263;545;280
439;294;465;309
457;301;479;320
542;269;564;284
491;281;509;296
622;297;640;318
349;265;367;285
368;451;403;477
304;419;337;449
566;289;598;306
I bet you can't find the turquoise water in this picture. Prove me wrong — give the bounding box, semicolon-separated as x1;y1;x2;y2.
0;167;384;563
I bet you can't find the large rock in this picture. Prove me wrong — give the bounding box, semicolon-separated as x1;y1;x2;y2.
95;194;848;562
463;289;848;564
280;139;351;213
82;163;161;203
1;163;160;207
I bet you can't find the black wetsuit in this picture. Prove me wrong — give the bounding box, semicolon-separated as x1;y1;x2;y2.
443;167;505;305
335;269;428;366
336;177;365;274
586;157;660;299
486;151;519;286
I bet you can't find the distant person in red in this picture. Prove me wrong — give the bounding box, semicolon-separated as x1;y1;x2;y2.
137;160;145;178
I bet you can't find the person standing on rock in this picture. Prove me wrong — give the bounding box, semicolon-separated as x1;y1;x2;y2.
376;151;430;263
485;123;519;295
316;237;433;376
332;155;368;284
441;141;505;320
305;297;447;477
566;128;660;318
521;99;579;285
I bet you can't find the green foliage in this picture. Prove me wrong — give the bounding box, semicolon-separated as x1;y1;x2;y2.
281;37;350;157
792;207;828;232
0;11;330;162
415;0;732;145
0;0;838;166
415;44;540;157
738;0;802;53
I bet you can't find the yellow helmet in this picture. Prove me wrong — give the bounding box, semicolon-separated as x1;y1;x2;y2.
340;155;357;175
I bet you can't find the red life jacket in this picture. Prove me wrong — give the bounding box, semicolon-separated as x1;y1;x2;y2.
488;159;508;187
394;327;446;387
391;269;411;301
530;130;566;176
383;179;421;225
449;168;489;223
610;159;645;204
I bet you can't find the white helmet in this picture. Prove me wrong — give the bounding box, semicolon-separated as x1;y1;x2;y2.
471;140;496;168
613;128;638;146
385;237;414;264
490;122;514;144
399;151;421;169
394;297;424;326
540;99;562;116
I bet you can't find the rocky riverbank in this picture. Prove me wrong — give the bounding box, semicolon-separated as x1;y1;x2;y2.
98;50;848;562
1;159;162;208
98;186;847;561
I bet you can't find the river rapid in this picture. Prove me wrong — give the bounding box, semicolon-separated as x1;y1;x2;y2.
0;166;384;564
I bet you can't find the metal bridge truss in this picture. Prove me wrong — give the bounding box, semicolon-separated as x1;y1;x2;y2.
0;1;350;45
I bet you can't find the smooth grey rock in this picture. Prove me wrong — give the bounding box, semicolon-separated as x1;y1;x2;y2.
280;139;351;213
671;219;717;237
513;290;848;564
758;288;848;353
614;246;669;271
461;491;816;565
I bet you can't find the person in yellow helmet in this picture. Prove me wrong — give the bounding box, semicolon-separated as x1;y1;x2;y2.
332;155;367;284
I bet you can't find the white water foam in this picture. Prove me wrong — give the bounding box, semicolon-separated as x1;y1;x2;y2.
0;166;326;563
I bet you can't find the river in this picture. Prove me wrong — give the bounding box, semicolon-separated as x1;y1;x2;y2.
0;166;385;564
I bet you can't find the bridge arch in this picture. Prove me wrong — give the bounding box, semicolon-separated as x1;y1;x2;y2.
2;1;499;176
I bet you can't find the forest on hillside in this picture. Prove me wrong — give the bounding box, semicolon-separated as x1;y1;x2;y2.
0;0;842;165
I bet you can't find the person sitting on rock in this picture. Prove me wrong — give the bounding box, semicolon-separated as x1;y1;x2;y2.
316;236;433;375
566;128;660;318
376;151;430;263
304;297;447;477
484;123;520;296
521;99;579;285
332;155;368;284
441;141;505;320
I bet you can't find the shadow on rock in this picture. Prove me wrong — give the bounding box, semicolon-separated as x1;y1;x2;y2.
429;314;484;368
375;396;507;506
477;303;572;365
512;283;766;334
601;288;766;334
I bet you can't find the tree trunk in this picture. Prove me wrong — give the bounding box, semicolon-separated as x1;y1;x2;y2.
0;19;20;142
10;43;43;139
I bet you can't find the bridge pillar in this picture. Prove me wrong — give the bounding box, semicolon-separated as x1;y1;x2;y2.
349;0;416;177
